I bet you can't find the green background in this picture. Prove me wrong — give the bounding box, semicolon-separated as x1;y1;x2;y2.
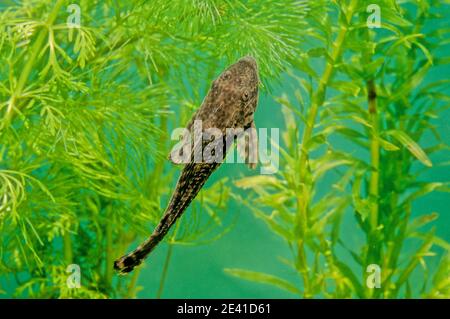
0;1;448;299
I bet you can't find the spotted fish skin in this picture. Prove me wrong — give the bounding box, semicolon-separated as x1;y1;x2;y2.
114;56;260;274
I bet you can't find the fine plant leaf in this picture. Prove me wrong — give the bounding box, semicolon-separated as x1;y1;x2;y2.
333;259;365;298
234;176;281;190
378;137;400;151
224;268;301;296
386;130;432;167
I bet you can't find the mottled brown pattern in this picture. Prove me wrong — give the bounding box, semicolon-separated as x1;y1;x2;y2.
114;56;260;274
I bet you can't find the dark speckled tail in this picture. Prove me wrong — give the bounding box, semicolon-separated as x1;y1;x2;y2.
114;162;220;274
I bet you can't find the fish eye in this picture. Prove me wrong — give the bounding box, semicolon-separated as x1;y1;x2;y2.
242;90;250;102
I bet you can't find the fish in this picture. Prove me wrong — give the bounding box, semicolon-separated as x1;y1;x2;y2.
114;56;260;274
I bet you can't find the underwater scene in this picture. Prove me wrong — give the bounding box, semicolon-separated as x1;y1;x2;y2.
0;0;449;299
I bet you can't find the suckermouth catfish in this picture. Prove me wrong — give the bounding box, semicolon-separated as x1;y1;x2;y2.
114;56;260;274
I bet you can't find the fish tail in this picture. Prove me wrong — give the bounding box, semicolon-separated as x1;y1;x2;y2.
114;163;219;274
114;202;182;274
113;232;162;274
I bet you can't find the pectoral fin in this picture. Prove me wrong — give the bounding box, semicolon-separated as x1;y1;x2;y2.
237;121;258;169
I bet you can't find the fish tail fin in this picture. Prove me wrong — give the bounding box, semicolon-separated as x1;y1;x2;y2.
113;252;142;275
114;232;162;274
114;205;178;274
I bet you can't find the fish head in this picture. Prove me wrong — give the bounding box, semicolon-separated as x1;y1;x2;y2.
211;56;260;123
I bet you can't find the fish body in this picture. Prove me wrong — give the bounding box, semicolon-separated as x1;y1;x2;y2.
114;56;260;274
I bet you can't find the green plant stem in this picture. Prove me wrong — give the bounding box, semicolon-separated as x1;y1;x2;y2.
156;221;181;299
295;0;358;298
298;2;356;176
368;80;379;231
379;9;426;299
156;243;174;299
63;231;73;264
151;116;168;195
4;0;64;127
150;116;172;299
104;206;114;288
366;79;380;298
127;267;143;298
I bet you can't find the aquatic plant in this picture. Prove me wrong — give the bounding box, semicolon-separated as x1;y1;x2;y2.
0;0;317;298
230;0;450;298
0;0;448;299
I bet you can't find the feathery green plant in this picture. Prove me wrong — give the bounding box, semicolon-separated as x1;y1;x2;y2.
0;0;319;298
